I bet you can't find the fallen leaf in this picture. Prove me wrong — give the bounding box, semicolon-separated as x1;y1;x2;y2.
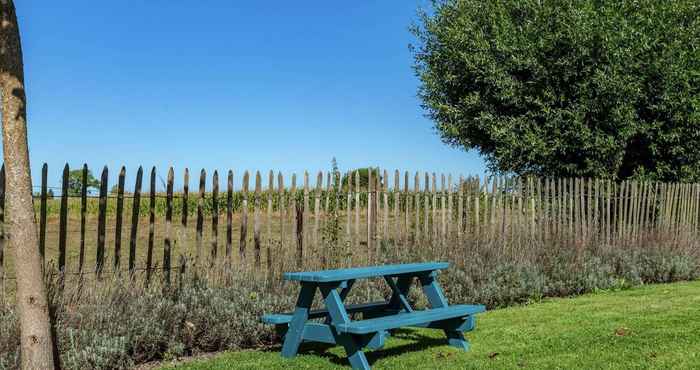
614;327;631;336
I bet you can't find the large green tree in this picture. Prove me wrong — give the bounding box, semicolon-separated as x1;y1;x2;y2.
412;0;700;181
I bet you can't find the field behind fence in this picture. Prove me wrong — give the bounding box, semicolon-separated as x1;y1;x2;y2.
1;163;700;303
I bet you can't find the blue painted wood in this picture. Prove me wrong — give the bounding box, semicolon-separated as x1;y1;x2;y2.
412;315;478;332
365;330;387;350
419;274;471;351
284;262;449;282
264;262;484;369
339;279;356;300
384;276;413;313
320;283;372;369
262;314;293;325
302;323;336;344
336;334;371;370
320;283;351;324
281;282;316;358
335;305;485;334
263;301;390;325
418;274;448;309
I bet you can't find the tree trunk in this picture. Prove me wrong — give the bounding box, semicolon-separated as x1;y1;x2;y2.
1;1;56;369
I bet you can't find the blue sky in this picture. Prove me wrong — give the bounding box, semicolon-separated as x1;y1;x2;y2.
12;1;485;190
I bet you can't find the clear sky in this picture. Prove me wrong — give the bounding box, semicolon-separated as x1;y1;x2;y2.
11;1;485;190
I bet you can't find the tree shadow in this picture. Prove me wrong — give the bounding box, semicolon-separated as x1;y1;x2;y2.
264;328;450;367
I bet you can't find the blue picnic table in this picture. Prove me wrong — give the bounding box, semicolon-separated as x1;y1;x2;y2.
262;262;485;370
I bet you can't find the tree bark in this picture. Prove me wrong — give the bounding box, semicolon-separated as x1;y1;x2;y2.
1;1;57;369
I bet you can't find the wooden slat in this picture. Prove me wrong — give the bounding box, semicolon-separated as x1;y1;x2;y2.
240;171;250;261
414;172;421;243
58;164;69;273
96;166;108;275
289;173;300;267
440;174;446;243
314;171;323;254
146;167;156;283
346;170;353;242
298;172;306;252
325;171;332;213
164;167;174;283
447;174;453;242
114;166;126;270
254;171;262;267
196;169;206;270
393;170;400;245
367;168;373;251
128;166;143;274
79;164;88;272
424;173;430;240
181;168;189;252
383;169;389;241
39;163;48;264
226;170;234;260
295;187;304;268
457;176;464;242
267;170;274;273
354;171;360;249
432;173;438;242
278;172;285;274
403;171;410;246
211;170;219;264
474;176;480;240
291;173;298;263
267;170;273;241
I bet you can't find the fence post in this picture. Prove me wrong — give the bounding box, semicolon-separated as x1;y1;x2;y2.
355;171;360;251
254;171;262;267
58;164;69;277
226;170;233;262
240;171;250;262
181;168;189;263
96;166;108;277
129;166;143;275
164;167;174;284
114;166;126;271
278;172;285;275
146;167;156;284
211;170;219;265
196;169;206;271
314;171;323;264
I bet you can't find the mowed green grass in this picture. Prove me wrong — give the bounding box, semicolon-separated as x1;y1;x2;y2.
160;280;700;369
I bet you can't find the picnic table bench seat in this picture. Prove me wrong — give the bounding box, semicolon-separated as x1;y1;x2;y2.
335;304;485;334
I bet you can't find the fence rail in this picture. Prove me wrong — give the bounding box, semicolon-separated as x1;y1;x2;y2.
1;163;699;301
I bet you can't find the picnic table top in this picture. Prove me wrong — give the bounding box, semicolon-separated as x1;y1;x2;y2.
283;262;449;282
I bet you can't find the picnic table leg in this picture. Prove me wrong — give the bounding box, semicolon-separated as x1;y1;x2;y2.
320;283;371;370
281;282;316;358
419;273;470;351
385;275;413;313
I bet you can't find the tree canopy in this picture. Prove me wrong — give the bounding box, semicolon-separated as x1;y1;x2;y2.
412;0;700;181
67;169;100;196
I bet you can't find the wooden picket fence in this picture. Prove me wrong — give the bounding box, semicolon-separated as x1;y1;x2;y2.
0;163;699;301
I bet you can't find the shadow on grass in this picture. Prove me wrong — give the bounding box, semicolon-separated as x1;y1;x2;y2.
263;329;450;367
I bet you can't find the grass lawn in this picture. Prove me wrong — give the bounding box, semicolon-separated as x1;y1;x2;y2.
160;280;700;369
